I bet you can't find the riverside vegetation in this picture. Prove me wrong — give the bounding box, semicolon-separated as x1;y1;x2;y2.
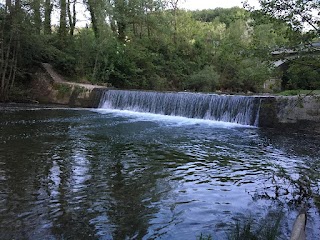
0;0;319;101
1;1;320;239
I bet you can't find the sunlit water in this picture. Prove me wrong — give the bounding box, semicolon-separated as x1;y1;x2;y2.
0;105;319;239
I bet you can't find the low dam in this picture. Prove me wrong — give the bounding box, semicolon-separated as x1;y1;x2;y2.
97;89;320;129
99;90;261;126
31;65;320;131
31;64;320;130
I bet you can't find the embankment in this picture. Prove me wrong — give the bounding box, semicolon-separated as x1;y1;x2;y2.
30;63;106;108
30;64;320;130
259;95;320;131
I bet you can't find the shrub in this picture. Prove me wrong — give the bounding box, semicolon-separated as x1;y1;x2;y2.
184;65;220;92
286;57;320;90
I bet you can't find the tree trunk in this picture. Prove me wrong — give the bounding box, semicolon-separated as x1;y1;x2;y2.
170;0;179;44
44;0;53;34
87;0;99;38
0;34;12;100
114;0;127;42
67;0;76;36
5;0;12;13
59;0;67;39
0;0;21;101
33;0;41;34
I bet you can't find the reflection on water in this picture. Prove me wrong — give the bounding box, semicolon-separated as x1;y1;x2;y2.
0;106;319;239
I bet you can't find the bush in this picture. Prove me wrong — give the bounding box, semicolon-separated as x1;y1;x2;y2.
237;58;272;92
184;65;220;92
286;57;320;90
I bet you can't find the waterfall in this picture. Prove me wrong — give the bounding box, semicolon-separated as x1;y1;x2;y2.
99;90;262;126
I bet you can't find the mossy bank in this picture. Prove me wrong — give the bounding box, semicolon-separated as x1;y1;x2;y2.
30;66;106;108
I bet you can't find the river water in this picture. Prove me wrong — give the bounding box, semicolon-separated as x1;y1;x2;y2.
0;105;319;239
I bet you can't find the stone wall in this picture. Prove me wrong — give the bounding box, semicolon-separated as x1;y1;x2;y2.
30;66;106;108
259;95;320;131
276;96;320;123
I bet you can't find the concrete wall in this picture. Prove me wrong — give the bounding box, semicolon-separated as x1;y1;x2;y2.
30;67;105;108
259;95;320;132
276;96;320;123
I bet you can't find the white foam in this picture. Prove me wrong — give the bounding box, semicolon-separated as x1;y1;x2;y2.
93;108;254;128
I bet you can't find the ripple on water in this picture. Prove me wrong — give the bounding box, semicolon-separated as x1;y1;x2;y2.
0;108;319;239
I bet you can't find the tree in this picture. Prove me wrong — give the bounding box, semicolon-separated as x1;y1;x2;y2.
246;0;319;42
251;1;320;90
260;0;319;31
184;65;220;92
44;0;53;34
0;0;21;101
192;7;250;26
285;56;320;90
67;0;76;35
4;0;316;101
167;0;180;43
113;0;128;42
59;0;67;39
31;0;41;34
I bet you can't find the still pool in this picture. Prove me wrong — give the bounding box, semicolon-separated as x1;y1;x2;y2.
0;105;319;239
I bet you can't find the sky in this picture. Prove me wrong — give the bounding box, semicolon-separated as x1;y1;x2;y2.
180;0;260;10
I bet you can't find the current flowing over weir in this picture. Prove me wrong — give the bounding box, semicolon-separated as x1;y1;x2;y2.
99;90;262;126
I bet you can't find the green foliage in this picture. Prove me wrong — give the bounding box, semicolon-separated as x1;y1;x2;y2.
192;7;250;26
2;0;317;100
237;58;272;92
184;66;220;92
277;90;301;96
7;82;33;101
228;210;283;240
285;57;320;90
53;83;72;96
73;85;87;94
257;0;319;36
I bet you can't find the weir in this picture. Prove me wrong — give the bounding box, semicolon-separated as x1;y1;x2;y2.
99;90;262;126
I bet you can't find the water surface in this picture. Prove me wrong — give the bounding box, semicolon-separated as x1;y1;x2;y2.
0;105;319;239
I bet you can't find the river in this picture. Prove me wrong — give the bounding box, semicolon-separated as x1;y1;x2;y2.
0;103;319;239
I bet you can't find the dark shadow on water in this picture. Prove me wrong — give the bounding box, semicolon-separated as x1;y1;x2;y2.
0;108;320;239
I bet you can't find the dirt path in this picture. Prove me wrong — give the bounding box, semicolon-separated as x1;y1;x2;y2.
41;63;106;90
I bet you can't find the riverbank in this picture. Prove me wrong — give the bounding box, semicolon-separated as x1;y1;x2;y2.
29;63;107;107
5;64;319;131
258;95;320;132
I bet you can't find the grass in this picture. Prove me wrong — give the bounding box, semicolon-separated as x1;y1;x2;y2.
197;209;283;240
229;210;283;240
227;215;282;240
277;89;320;96
53;83;72;95
197;233;213;240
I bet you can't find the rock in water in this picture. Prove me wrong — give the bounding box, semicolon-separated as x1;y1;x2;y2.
290;210;307;240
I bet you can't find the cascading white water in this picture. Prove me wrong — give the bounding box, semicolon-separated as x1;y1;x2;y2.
99;90;262;126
